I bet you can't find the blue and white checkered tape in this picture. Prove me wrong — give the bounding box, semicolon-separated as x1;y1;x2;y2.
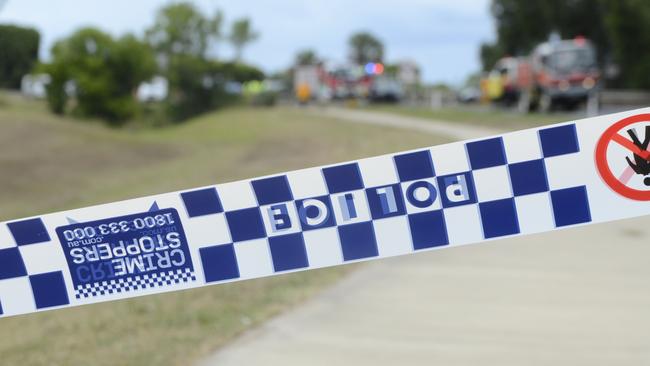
1;108;650;318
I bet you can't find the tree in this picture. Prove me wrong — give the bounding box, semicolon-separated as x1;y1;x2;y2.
0;25;40;89
602;0;650;89
480;0;609;70
229;18;259;62
295;49;318;65
145;4;263;121
479;43;503;74
145;2;222;61
145;2;228;121
44;28;155;124
348;32;384;64
111;34;158;98
164;56;264;121
40;61;68;115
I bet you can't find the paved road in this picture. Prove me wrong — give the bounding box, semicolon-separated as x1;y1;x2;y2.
313;106;505;140
198;109;650;366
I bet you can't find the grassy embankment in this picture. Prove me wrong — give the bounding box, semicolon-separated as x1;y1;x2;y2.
0;92;447;366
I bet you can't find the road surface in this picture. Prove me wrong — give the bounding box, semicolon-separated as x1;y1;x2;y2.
314;106;505;139
198;108;650;366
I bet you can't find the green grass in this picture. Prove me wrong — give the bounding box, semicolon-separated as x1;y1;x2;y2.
0;93;449;366
365;104;576;131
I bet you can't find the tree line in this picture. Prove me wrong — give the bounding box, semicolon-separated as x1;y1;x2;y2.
0;2;263;126
0;24;39;89
480;0;650;90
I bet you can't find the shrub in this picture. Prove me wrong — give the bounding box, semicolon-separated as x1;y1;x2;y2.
0;25;40;89
165;56;264;121
43;28;155;125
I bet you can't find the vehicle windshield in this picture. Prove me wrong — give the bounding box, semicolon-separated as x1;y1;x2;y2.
549;47;596;73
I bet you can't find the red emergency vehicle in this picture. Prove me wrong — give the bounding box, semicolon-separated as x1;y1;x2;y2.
486;37;601;112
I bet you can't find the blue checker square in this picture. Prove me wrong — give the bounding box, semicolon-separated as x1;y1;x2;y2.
508;159;549;196
0;247;27;280
338;221;379;261
394;150;435;181
269;233;309;272
366;184;406;219
200;244;240;282
252;175;293;205
322;163;364;194
479;198;520;238
539;124;579;157
551;186;591;227
408;211;448;250
466;137;506;170
181;188;223;217
296;196;336;231
29;271;70;309
225;208;267;242
7;218;50;246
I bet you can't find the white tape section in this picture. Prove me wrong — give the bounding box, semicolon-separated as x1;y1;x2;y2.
1;109;650;318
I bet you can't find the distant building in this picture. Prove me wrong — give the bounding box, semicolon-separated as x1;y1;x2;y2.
137;76;168;102
21;74;51;99
396;60;421;101
397;60;421;86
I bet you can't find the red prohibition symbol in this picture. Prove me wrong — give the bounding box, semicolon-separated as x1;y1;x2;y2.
595;113;650;201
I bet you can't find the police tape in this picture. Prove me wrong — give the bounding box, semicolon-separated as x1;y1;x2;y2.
1;109;650;318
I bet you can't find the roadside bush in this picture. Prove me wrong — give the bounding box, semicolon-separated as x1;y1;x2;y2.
39;62;68;115
242;80;277;106
145;2;265;123
250;91;277;106
221;62;265;83
43;28;155;125
40;3;268;126
166;55;223;121
0;25;40;89
165;56;264;121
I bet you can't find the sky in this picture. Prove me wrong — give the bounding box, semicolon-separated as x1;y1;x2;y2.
0;0;494;84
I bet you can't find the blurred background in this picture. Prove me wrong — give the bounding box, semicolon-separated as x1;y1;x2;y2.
0;1;649;365
2;0;650;124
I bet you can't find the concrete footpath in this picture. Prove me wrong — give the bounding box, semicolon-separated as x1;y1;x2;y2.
198;109;650;366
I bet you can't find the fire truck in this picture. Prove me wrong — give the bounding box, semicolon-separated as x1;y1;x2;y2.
485;37;600;112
